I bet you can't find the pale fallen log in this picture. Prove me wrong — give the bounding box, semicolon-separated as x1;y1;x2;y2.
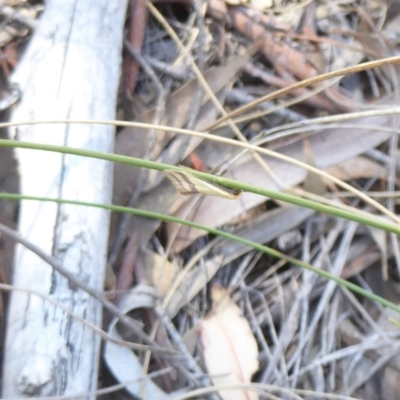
2;0;128;397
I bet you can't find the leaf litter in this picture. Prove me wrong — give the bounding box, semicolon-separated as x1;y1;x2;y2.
3;1;400;399
107;2;400;399
200;284;259;400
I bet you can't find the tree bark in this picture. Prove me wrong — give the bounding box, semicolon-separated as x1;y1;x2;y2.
3;0;128;398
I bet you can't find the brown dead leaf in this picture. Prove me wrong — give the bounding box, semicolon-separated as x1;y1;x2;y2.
224;0;249;5
200;285;259;400
227;6;319;82
142;250;179;297
248;0;273;11
326;156;386;181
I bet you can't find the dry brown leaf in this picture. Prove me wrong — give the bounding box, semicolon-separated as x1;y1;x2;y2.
326;156;386;181
214;206;314;264
142;250;179;297
200;285;259;400
228;7;320;82
224;0;249;5
249;0;273;11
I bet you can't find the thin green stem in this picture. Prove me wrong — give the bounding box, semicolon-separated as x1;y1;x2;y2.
1;139;399;234
1;192;400;315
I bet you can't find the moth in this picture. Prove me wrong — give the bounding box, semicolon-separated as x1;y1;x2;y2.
164;169;242;200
